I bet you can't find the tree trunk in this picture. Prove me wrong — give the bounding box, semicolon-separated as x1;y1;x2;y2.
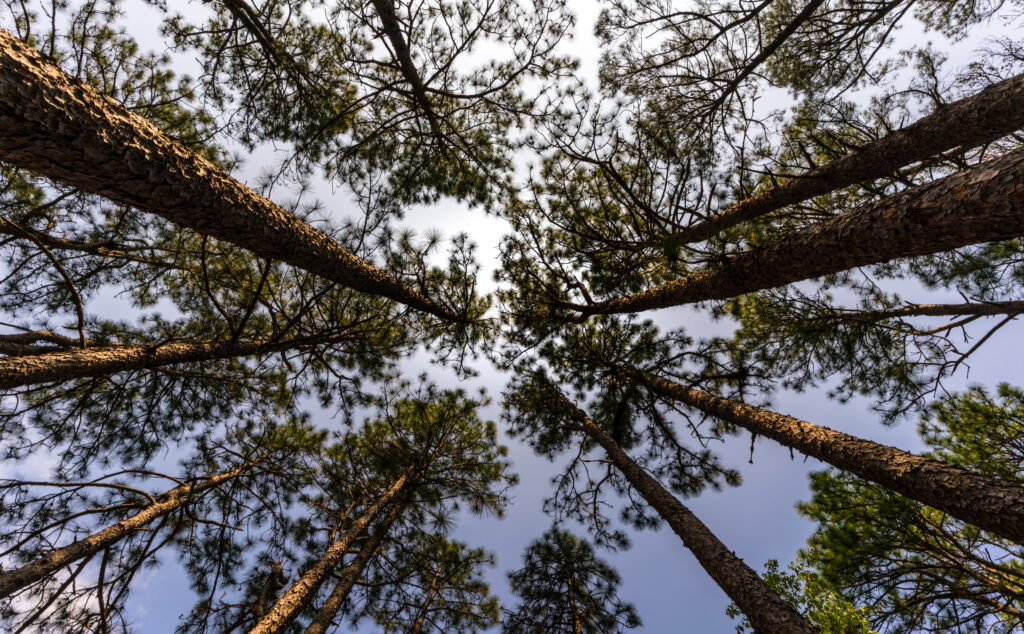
552;391;818;634
0;332;354;389
633;370;1024;545
368;0;444;138
567;148;1024;317
250;474;410;634
836;299;1024;322
0;30;459;323
0;466;246;599
303;505;402;634
666;72;1024;246
566;576;583;634
407;560;444;634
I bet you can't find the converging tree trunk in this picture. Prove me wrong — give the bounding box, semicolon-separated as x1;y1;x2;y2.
303;507;402;634
550;389;818;634
631;370;1024;545
0;30;460;322
0;466;247;599
566;148;1024;317
0;332;356;389
666;72;1024;246
250;474;410;634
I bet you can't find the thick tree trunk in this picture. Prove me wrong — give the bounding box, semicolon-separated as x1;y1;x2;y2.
0;30;459;322
633;370;1024;545
0;332;354;389
667;72;1024;246
303;506;401;634
250;474;409;634
553;392;818;634
0;467;245;599
568;148;1024;317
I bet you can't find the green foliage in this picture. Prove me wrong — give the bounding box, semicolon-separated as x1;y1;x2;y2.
727;560;876;633
3;0;1024;630
162;0;576;208
503;527;640;633
364;532;501;633
798;386;1024;633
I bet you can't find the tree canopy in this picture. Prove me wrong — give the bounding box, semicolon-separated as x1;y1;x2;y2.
1;0;1024;631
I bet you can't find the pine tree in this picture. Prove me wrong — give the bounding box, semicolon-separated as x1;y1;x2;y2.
505;371;818;633
799;385;1024;633
503;527;640;634
0;417;319;632
0;28;466;322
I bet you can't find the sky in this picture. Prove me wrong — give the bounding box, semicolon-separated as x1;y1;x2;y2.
3;0;1024;631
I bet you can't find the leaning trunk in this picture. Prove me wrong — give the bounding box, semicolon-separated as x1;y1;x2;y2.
632;370;1024;546
0;30;458;322
553;392;818;634
250;474;410;634
0;467;245;599
303;505;402;634
836;299;1024;322
0;332;353;389
666;72;1024;246
568;148;1024;317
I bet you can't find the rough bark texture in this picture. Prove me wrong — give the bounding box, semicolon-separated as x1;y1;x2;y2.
635;370;1024;545
0;467;244;599
668;72;1024;246
0;30;459;322
556;395;818;634
250;474;409;634
0;332;353;389
572;148;1024;316
303;507;400;634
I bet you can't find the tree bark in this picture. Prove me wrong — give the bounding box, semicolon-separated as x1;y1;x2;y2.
552;391;818;634
836;299;1024;322
368;0;444;138
0;332;355;389
667;72;1024;246
250;474;410;634
406;559;443;634
0;466;246;599
303;505;402;634
567;148;1024;317
632;369;1024;545
0;29;459;323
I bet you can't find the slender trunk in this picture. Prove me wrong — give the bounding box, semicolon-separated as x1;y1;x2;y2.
702;0;825;117
839;299;1024;322
250;474;410;634
0;216;163;266
407;560;444;634
0;330;89;356
369;0;445;139
667;72;1024;246
632;370;1024;545
568;148;1024;317
551;391;817;634
0;30;459;322
0;467;245;599
0;332;354;389
303;505;403;634
566;576;583;634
